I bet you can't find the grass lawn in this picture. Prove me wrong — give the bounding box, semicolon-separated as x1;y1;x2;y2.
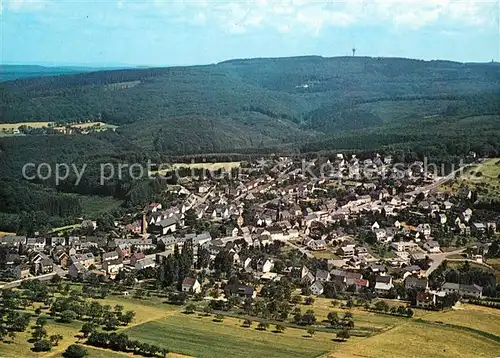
486;258;500;280
446;260;499;280
82;345;130;357
2;292;499;358
151;161;241;176
124;313;343;358
0;317;82;358
422;304;500;337
304;298;407;330
49;224;81;234
0;122;53;130
440;157;500;199
333;320;500;358
311;250;341;260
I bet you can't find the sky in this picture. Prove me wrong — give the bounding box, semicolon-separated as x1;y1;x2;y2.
1;0;499;66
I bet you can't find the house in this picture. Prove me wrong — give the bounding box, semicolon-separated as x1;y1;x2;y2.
416;292;436;309
375;229;388;242
315;269;330;282
102;251;119;262
458;284;483;298
306;239;327;251
391;241;418;252
405;276;429;291
472;222;487;233
135;258;156;270
153;216;178;235
38;258;54;275
149;203;163;212
353;279;370;292
374;276;394;295
103;259;123;277
224;283;256;298
130;252;146;265
416;224;431;238
423;241;440;253
68;262;88;279
257;258;274;273
14;264;30;279
26;237;46;250
442;282;483;298
368;264;387;274
53;250;69;267
310;281;324;295
70;253;95;267
181;278;201;294
338;243;356;258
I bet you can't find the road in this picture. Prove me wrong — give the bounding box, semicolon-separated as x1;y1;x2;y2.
0;271;60;289
280;239;313;258
407;164;473;196
424;248;466;277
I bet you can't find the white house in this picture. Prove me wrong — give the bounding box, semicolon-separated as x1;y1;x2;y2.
181;278;201;294
310;281;324;295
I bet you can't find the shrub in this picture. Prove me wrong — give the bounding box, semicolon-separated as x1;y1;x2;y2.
33;339;52;352
63;344;88;357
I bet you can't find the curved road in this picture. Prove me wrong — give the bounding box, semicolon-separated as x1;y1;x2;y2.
424;248;466;277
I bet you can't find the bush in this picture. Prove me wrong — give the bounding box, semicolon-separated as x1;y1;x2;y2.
33;339;52;352
60;310;77;323
63;344;88;357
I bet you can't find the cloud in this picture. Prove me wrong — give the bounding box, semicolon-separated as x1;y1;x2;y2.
164;0;498;33
5;0;51;12
3;0;496;34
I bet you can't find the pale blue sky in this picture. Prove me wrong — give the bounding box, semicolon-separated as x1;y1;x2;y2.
2;0;499;66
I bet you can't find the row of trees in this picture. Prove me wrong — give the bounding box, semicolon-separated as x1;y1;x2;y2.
369;301;414;317
50;296;135;330
87;332;168;357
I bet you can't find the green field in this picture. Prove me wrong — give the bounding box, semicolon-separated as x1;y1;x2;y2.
441;157;500;199
334;320;500;358
1;292;499;358
79;195;123;217
124;314;339;358
150;162;241;176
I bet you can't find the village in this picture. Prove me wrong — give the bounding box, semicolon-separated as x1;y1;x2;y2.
1;153;499;313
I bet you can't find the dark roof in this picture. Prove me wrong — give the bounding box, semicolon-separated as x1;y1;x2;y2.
376;275;392;284
405;276;428;289
225;283;254;296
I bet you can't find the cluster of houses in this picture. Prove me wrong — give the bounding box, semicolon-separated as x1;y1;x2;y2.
0;154;496;306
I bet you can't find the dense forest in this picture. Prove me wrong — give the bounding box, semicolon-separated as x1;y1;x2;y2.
1;56;499;232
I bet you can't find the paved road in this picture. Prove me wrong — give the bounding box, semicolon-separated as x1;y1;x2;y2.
407;164;473;196
0;272;60;289
424;248;466;277
281;239;314;258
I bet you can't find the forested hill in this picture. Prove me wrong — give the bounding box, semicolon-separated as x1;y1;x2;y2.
1;56;500;154
0;65;98;82
1;56;500;233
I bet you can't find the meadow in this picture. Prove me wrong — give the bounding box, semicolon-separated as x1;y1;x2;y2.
1;294;499;358
150;162;242;176
333;319;500;358
0;122;53;130
440;157;500;199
